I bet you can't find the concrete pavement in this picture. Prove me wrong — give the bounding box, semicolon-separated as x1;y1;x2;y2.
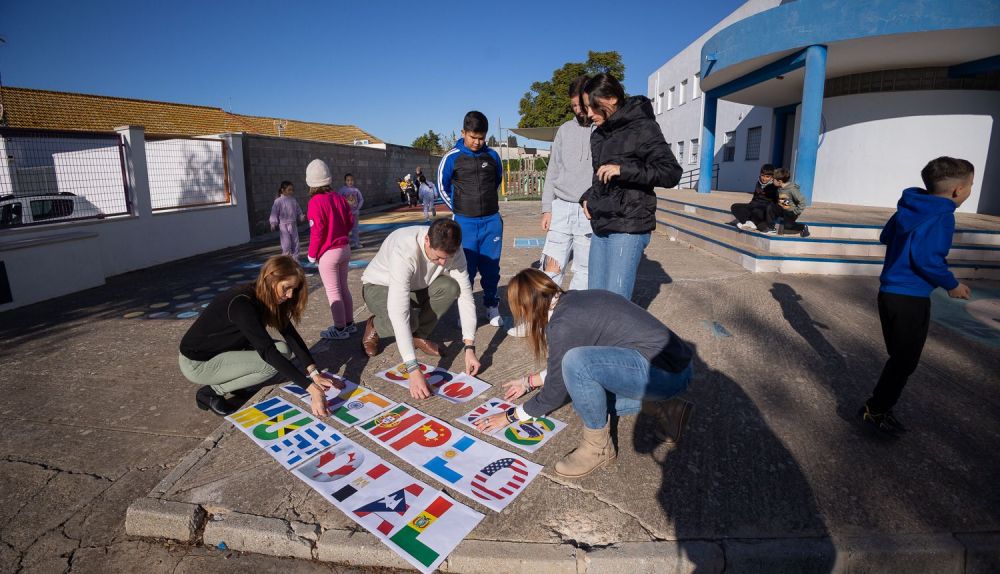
2;201;999;572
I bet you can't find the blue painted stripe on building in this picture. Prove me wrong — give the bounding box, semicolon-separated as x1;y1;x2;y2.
700;0;1000;87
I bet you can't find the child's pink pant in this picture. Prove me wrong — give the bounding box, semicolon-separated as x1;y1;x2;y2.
318;246;353;328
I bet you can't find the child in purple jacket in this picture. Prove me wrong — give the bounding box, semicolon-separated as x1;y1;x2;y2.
338;173;365;249
269;181;305;258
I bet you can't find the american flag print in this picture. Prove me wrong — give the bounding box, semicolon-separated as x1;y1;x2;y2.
471;458;528;501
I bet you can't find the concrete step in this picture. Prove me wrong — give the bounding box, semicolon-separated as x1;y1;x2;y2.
657;206;1000;262
656;214;1000;278
657;194;1000;246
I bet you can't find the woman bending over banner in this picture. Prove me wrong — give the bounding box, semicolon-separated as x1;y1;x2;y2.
474;268;695;478
178;255;342;416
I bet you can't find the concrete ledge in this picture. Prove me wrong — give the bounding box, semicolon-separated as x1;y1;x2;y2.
955;532;1000;574
124;498;205;543
202;511;314;560
316;528;416;570
444;540;578;574
585;541;724;574
831;533;965;573
724;538;836;573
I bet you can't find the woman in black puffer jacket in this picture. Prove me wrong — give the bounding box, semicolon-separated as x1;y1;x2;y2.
579;73;681;299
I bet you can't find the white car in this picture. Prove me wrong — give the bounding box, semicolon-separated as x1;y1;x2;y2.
0;193;103;228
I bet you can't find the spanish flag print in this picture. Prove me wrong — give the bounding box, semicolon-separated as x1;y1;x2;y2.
389;496;453;567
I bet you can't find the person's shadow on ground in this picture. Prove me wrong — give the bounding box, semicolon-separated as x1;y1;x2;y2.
633;254;673;310
632;342;835;572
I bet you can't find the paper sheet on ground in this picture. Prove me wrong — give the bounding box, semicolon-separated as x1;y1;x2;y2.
456;397;567;453
357;403;542;512
375;362;491;404
281;375;396;426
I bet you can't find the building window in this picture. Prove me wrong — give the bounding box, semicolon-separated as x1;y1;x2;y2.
690;138;699;165
723;131;736;162
693;73;700;99
667;87;674;110
745;126;762;161
657;92;664;114
677;141;685;165
679;80;687;105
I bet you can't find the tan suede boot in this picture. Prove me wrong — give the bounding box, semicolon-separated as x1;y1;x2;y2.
553;424;616;478
644;397;694;446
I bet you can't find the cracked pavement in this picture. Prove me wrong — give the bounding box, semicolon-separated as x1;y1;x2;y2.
2;201;999;572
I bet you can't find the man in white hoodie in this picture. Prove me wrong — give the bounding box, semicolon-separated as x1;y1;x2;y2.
510;75;594;337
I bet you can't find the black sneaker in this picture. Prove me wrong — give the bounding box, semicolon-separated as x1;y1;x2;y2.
882;411;908;433
858;405;902;435
800;225;811;238
196;386;238;416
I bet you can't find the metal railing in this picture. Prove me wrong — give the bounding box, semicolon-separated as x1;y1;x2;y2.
0;128;129;229
677;163;720;190
145;135;230;211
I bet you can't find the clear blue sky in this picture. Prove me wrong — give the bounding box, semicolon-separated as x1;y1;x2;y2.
1;0;744;147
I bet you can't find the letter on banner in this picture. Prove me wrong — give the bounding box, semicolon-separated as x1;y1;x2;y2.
298;441;366;483
389;496;453;568
353;483;425;535
390;419;452;451
471;458;530;503
361;404;426;443
423;435;475;483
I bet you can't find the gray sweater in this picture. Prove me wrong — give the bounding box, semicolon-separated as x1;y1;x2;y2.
522;290;693;418
541;119;593;212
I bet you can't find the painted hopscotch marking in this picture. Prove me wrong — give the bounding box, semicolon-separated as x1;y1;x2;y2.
701;320;732;339
513;237;545;248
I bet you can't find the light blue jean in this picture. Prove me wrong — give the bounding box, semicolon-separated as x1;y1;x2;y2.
542;198;592;290
588;232;650;300
562;346;693;429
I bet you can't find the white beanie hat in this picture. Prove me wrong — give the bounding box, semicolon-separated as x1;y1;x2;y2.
404;174;412;182
306;159;332;188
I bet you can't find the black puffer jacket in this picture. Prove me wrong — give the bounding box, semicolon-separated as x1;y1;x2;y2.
580;96;681;235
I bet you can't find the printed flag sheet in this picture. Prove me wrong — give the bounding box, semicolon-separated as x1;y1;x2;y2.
357;403;542;511
456;397;566;453
281;376;395;426
375;362;491;404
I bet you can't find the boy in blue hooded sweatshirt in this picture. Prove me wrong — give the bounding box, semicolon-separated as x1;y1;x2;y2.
861;156;974;435
438;111;505;327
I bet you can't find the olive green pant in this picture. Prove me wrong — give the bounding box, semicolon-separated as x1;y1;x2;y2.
178;341;293;395
362;276;459;340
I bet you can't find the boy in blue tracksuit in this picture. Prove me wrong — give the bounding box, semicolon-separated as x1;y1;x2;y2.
438;111;505;326
860;156;974;435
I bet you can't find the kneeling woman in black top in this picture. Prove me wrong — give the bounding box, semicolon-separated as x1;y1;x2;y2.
179;255;342;416
475;268;694;478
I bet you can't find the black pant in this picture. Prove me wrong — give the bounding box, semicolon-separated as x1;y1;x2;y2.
867;291;931;412
731;199;778;231
778;210;806;233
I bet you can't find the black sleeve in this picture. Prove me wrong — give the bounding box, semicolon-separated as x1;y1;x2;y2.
618;122;682;189
228;296;312;389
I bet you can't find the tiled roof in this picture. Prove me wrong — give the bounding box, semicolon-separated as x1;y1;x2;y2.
0;86;383;145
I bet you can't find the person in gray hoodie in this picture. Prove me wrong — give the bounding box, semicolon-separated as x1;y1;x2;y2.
508;75;594;337
773;168;810;237
540;75;595;289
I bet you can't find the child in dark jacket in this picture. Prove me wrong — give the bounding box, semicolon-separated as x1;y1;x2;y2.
772;168;810;237
731;164;779;233
860;156;974;435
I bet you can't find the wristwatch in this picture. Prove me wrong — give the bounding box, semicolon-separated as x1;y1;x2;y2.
463;344;476;352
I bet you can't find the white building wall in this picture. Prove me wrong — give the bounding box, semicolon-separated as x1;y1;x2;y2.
648;0;782;192
795;91;998;214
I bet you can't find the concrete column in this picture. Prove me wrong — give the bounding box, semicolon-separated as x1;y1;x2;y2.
795;45;827;206
115;125;151;217
698;94;718;193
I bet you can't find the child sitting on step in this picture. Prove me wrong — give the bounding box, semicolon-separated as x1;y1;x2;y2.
772;168;810;237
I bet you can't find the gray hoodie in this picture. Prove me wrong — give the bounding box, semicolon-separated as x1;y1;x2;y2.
541;118;593;212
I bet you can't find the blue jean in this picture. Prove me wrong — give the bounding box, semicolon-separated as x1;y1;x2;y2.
588;232;650;300
542;198;592;290
455;212;503;308
562;346;693;429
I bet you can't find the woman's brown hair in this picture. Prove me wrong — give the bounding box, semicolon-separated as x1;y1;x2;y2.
309;184;332;196
506;268;564;360
254;255;308;330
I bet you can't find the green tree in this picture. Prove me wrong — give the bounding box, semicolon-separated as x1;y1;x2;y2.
487;135;498;147
518;51;626;128
411;130;443;154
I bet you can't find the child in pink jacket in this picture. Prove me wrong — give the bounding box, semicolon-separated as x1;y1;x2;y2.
305;159;356;340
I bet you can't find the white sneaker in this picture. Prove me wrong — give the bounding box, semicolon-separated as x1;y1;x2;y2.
737;221;755;231
486;306;503;327
320;326;350;340
507;322;528;337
